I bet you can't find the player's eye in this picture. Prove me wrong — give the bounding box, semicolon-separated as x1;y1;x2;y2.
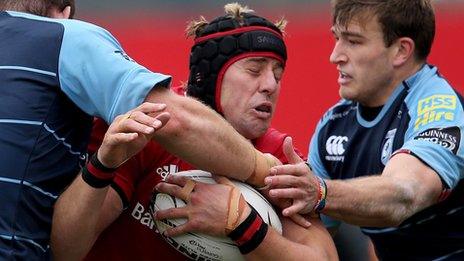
247;68;260;75
346;37;361;45
273;68;283;82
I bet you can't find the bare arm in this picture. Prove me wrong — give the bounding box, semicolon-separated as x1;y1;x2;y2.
51;179;123;260
52;103;168;260
267;141;443;227
146;87;277;186
322;153;442;226
245;217;337;261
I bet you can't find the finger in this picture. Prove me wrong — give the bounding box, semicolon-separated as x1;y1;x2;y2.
265;174;305;188
268;187;307;199
164;222;191;237
289;213;311;228
165;174;190;187
155;182;185;199
283;202;309;217
156;176;197;202
120;119;156;135
269;163;308;177
294;200;314;214
154;206;188;221
128;110;165;129
136;102;167;114
178;179;196;202
282;137;304;164
106;132;138;145
105;133;139;146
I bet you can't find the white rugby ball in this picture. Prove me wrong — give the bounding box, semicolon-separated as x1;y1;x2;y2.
150;170;282;261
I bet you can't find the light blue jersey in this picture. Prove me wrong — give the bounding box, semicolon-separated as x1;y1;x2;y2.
0;11;170;259
309;65;464;260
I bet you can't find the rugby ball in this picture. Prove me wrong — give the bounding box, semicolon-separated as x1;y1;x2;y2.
150;170;282;261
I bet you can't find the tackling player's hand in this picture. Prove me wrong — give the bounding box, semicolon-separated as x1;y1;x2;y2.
97;102;170;168
266;137;321;217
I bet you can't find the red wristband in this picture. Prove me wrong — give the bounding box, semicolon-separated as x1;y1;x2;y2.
81;153;117;188
228;206;268;254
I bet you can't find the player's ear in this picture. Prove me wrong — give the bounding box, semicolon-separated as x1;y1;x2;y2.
392;37;415;67
48;5;72;19
62;6;72;19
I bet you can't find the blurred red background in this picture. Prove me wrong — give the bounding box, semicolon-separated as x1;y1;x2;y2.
85;2;464;155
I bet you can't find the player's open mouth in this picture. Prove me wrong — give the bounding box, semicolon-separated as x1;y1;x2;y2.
254;103;273;118
338;71;352;85
340;71;351;79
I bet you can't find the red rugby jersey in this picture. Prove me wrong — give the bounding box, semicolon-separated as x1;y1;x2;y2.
85;91;305;260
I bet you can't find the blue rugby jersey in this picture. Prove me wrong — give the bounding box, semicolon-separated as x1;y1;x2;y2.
0;11;170;259
309;65;464;260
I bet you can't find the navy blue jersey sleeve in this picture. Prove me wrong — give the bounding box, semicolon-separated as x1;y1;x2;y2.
58;20;171;123
401;72;464;189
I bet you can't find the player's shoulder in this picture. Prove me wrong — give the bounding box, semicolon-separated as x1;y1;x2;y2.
406;65;461;104
6;11;110;37
404;65;463;126
58;19;120;47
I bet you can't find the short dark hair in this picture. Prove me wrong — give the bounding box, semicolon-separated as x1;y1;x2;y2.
332;0;435;61
0;0;75;18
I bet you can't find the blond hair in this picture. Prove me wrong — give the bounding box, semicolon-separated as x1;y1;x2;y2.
186;2;287;38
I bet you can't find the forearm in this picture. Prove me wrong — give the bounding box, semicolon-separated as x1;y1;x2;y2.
156;175;337;260
51;102;163;259
323;175;434;226
146;88;269;185
246;217;336;261
51;175;109;260
245;228;332;261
